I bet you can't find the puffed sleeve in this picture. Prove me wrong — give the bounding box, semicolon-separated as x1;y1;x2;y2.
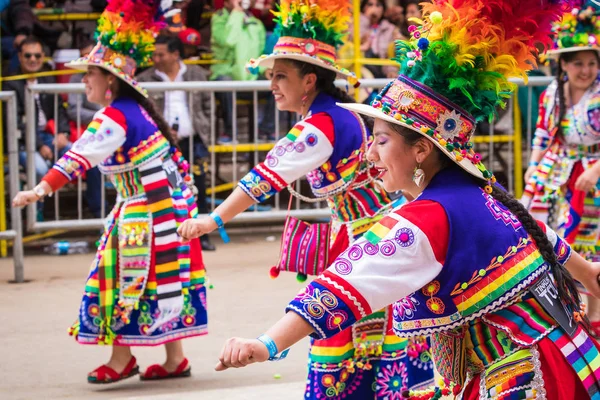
238;113;335;202
41;106;127;192
286;200;449;339
532;88;554;151
536;220;572;265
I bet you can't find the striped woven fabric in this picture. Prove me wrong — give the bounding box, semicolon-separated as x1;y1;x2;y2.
139;157;183;333
549;325;600;399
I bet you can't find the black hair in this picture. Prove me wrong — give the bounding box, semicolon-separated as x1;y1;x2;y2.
155;34;184;58
387;122;582;314
18;36;44;53
360;0;387;23
99;68;179;150
285;59;374;130
555;50;600;140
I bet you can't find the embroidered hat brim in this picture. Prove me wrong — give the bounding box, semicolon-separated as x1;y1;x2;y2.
545;45;600;59
337;102;485;180
249;52;354;80
66;44;148;98
247;36;358;84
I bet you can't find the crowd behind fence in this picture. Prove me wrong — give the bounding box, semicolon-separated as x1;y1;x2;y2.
0;76;554;281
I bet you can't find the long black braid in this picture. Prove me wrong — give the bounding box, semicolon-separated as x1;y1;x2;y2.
485;183;582;314
392;123;582;314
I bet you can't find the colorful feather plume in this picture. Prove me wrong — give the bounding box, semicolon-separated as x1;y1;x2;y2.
96;0;169;67
393;0;570;122
273;0;352;48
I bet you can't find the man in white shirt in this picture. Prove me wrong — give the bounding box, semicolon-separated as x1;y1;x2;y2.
137;34;215;251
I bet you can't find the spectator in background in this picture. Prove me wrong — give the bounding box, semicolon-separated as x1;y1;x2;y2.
4;36;71;220
178;27;203;59
137;34;215;251
4;1;69;65
403;0;422;23
66;39;104;218
384;2;406;32
210;0;266;143
250;0;275;32
400;0;422;37
350;0;401;78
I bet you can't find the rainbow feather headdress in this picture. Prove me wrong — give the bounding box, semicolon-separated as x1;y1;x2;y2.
546;1;600;58
66;0;172;97
246;0;358;86
339;0;567;187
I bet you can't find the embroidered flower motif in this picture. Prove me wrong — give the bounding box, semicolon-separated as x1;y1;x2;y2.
436;109;463;140
307;169;324;187
394;89;419;111
306;133;318;146
376;362;408;399
588;107;600;133
393;296;420;321
326;310;348;330
395;227;415;247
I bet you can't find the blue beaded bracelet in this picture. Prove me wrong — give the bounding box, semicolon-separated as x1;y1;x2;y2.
528;160;539;168
209;212;230;243
257;334;290;361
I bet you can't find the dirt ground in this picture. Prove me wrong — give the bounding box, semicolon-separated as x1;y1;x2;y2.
0;234;312;400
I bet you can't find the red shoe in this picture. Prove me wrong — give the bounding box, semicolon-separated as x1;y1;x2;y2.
87;356;139;384
140;358;192;381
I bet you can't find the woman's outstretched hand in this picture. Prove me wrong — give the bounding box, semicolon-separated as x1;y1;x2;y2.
12;190;39;208
215;338;270;371
177;216;217;242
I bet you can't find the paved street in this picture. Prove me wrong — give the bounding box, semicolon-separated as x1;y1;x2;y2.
0;234;311;400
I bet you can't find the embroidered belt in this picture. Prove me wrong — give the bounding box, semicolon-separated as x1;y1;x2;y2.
112;156;183;200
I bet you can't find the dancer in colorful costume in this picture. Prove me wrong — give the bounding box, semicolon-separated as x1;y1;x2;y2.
12;0;207;383
522;1;600;337
177;0;434;397
207;0;600;398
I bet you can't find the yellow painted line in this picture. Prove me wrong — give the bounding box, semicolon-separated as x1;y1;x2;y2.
473;135;515;143
208;143;276;153
0;69;82;82
206;182;235;195
37;12;101;21
339;57;399;67
6;229;69;246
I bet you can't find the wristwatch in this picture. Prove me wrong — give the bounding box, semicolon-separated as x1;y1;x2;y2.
33;185;46;199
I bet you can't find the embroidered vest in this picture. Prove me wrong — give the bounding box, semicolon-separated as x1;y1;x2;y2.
99;97;171;176
392;167;549;337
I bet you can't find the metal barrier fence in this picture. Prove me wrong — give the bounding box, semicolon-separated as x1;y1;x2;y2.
20;76;554;234
0;91;25;282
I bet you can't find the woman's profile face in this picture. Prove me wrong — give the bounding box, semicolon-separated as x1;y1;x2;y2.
82;66;111;105
367;119;420;193
561;51;599;92
269;59;310;113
